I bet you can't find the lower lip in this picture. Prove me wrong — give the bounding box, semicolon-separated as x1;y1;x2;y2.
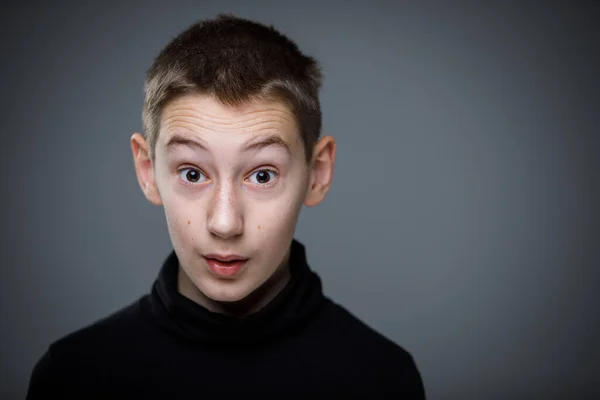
204;258;247;277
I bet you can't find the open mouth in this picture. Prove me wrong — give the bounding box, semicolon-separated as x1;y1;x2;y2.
203;255;248;277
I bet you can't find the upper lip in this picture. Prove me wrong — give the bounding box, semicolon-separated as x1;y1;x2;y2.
204;254;248;262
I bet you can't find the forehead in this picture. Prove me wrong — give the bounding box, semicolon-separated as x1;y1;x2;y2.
158;93;300;149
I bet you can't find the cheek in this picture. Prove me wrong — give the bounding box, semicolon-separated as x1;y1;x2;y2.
164;208;183;242
162;196;200;247
249;194;303;239
252;170;307;231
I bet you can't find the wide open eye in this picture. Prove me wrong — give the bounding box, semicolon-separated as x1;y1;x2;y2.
247;169;277;185
179;168;207;184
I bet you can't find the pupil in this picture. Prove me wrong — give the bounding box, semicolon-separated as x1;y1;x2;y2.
257;171;270;183
187;170;199;182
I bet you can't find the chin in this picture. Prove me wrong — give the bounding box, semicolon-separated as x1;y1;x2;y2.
200;279;256;303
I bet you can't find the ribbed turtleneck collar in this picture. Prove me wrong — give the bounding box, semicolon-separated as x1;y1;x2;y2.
146;239;326;346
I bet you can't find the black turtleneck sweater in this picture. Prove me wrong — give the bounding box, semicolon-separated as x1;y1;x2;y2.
27;240;426;398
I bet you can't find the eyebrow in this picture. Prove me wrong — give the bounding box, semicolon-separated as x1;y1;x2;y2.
244;134;291;156
165;135;209;152
165;133;291;156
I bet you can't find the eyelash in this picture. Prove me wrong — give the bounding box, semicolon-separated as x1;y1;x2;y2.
246;169;278;187
177;167;208;187
177;167;279;187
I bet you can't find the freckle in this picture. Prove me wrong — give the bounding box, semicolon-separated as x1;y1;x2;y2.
187;220;190;225
257;225;261;230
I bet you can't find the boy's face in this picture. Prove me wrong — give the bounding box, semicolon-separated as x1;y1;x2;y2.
131;93;335;304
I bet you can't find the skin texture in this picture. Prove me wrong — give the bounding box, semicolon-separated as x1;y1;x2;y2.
131;93;336;317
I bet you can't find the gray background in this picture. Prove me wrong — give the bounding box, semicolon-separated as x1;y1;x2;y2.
2;1;599;398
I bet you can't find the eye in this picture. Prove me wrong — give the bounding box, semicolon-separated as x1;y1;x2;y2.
248;169;277;185
179;168;207;184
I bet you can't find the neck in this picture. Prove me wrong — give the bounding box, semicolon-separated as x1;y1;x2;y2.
177;251;292;318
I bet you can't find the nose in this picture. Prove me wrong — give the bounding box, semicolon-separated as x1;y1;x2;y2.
206;182;244;239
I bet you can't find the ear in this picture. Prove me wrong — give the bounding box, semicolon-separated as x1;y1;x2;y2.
304;136;336;207
130;133;162;206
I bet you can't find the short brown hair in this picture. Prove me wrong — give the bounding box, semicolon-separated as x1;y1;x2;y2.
142;14;323;162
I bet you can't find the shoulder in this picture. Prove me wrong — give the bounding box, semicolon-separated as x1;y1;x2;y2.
313;298;426;397
320;298;413;358
27;297;149;398
49;297;147;356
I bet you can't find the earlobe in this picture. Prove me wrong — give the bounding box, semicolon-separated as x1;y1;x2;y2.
130;133;163;206
304;136;336;207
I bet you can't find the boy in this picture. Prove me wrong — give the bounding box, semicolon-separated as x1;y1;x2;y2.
27;14;426;398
